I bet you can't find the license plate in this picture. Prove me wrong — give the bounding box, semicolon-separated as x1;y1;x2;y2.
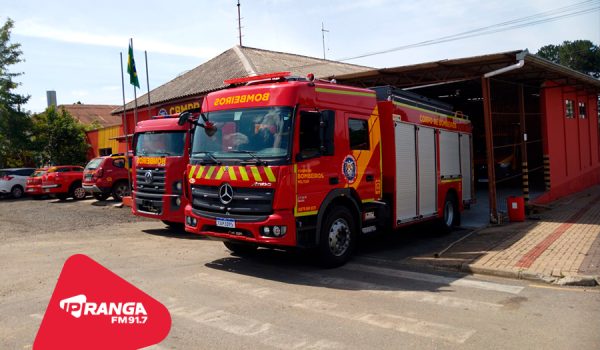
216;217;235;228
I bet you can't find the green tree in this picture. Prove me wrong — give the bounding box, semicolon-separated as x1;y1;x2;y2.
0;18;32;167
536;40;600;78
32;106;89;166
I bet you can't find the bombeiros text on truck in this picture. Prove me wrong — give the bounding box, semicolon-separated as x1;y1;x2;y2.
131;112;196;228
180;72;473;266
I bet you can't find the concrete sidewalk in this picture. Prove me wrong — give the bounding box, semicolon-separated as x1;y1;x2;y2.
407;185;600;286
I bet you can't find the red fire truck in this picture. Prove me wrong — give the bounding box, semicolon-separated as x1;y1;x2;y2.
131;114;193;228
182;72;473;266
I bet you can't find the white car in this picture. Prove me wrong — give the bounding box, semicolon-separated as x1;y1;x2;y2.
0;168;36;199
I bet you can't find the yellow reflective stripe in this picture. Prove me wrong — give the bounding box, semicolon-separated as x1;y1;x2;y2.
195;166;205;179
441;178;462;183
205;166;216;179
362;198;375;203
215;166;226;180
250;166;262;181
188;165;196;179
315;87;376;98
238;166;249;181
228;167;237;181
295;210;318;217
264;167;276;182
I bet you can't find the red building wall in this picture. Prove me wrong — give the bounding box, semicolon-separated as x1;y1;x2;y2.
537;81;600;203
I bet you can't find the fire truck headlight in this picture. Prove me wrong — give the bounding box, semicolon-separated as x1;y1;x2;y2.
186;216;197;227
260;225;286;237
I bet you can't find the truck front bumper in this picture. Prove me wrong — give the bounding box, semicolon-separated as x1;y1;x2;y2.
184;206;297;247
132;191;185;223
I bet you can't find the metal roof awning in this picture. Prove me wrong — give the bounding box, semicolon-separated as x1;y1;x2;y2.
109;134;134;141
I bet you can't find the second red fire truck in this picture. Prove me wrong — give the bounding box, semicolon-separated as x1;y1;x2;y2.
181;72;473;266
131;114;193;228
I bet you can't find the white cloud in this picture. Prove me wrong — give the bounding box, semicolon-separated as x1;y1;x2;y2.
13;19;220;59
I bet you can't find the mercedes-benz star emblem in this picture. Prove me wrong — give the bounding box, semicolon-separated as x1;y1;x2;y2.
144;170;153;184
219;183;234;205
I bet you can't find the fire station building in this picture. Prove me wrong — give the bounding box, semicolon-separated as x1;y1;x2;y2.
106;46;599;222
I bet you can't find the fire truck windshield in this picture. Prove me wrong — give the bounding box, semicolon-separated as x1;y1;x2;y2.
191;106;292;162
135;131;186;156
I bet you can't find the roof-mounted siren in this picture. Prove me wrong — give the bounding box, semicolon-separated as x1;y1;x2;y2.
224;71;292;86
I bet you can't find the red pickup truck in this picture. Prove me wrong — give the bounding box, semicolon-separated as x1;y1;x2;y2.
41;165;86;200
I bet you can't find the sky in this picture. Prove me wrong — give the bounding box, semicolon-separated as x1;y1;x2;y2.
2;0;599;114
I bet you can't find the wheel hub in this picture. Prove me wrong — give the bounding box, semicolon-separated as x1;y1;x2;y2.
328;219;350;257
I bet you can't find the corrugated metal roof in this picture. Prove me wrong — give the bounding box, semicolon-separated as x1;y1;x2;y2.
331;50;600;90
114;46;372;114
59;104;121;128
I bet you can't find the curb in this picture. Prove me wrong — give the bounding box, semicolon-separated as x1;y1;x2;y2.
460;263;599;287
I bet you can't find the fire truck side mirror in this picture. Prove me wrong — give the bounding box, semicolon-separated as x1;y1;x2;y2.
177;112;191;126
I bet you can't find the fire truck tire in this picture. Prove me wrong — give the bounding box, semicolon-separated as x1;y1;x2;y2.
93;192;110;201
10;185;24;199
161;220;184;231
71;182;86;200
440;192;460;233
318;206;357;267
223;241;258;256
111;181;130;202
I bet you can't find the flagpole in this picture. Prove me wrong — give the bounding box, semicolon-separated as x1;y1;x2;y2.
131;38;138;127
120;52;132;191
145;50;151;116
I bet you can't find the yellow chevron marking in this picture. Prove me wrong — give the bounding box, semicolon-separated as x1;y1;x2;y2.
228;167;237;181
205;166;216;179
188;165;196;179
238;166;249;181
215;167;226;180
264;167;276;182
195;166;205;179
250;166;262;181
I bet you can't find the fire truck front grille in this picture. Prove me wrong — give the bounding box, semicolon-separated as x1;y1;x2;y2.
135;167;166;195
191;185;274;216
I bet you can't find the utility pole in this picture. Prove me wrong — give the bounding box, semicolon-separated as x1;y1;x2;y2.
321;22;329;59
237;0;243;46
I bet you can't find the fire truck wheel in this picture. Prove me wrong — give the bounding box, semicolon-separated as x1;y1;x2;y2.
10;185;23;199
223;241;258;256
93;192;110;201
112;181;130;202
440;193;460;233
162;220;185;231
318;206;357;267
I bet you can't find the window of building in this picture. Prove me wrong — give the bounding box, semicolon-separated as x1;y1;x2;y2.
565;100;574;118
579;102;586;119
348;118;370;150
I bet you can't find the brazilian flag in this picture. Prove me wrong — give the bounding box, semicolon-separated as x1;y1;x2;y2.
127;41;140;88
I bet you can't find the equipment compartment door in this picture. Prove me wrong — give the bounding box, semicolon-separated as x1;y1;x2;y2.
439;131;461;178
418;126;437;216
460;133;472;201
394;122;417;223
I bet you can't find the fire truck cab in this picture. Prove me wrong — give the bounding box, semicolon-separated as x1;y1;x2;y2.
131;114;193;228
184;72;472;266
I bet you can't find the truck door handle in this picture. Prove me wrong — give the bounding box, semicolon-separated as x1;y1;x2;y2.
329;177;339;185
366;174;374;182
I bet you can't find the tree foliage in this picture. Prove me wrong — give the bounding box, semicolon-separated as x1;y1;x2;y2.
536;40;600;78
32;106;90;166
0;18;32;168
